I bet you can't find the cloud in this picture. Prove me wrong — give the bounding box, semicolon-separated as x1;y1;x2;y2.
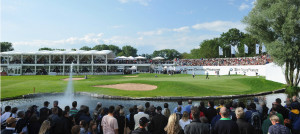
239;3;250;11
118;0;151;6
13;33;104;51
173;26;190;32
137;29;165;36
112;25;123;29
192;21;246;32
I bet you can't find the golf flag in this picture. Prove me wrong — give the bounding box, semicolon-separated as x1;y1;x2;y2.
219;46;223;56
231;45;236;55
235;45;239;53
256;44;260;54
262;44;266;53
244;44;248;54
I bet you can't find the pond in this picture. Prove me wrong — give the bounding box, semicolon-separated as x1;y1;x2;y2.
0;92;295;115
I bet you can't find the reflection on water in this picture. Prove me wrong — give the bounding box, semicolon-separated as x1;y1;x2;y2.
1;92;297;114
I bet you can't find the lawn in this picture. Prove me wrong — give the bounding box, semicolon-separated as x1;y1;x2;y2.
1;74;285;99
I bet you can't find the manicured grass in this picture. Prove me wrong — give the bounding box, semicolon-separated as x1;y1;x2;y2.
1;74;285;99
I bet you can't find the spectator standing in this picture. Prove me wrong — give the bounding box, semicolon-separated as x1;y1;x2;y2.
71;125;81;134
173;100;183;114
1;117;17;134
235;107;254;134
268;115;290;134
15;111;27;134
130;117;151;134
134;105;149;130
1;106;12;124
162;103;171;119
205;101;217;123
39;101;51;124
148;106;168;134
52;100;63;117
179;111;191;130
70;101;79;117
184;108;210;134
101;106;118;134
39;120;51;134
213;107;239;134
182;100;193;114
164;113;184;134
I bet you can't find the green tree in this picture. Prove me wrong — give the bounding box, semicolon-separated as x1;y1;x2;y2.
118;45;137;56
108;45;122;55
189;48;202;59
92;44;109;50
71;48;77;51
181;52;192;59
152;49;181;60
220;28;245;57
1;42;14;52
243;0;300;87
39;47;53;51
80;46;92;51
198;38;220;58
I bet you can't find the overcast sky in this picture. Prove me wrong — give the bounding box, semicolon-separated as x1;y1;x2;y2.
1;0;255;54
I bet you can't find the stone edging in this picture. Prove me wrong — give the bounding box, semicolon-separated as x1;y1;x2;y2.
1;88;285;101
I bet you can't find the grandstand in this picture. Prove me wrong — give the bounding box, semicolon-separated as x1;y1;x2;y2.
0;50;271;76
0;50;174;76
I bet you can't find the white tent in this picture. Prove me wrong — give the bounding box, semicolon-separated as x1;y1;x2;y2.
135;56;146;59
152;56;164;60
116;56;127;60
127;56;136;60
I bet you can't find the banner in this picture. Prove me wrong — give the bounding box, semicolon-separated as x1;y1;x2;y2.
256;44;260;54
235;45;239;54
219;46;223;56
231;45;236;55
244;44;248;54
262;44;266;53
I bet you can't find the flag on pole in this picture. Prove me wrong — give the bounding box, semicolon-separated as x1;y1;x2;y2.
235;45;239;53
256;44;260;54
244;44;248;54
231;45;236;55
219;46;223;56
262;44;266;53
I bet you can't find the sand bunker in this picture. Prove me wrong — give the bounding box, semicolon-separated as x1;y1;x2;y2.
123;75;139;78
61;78;85;81
94;83;157;91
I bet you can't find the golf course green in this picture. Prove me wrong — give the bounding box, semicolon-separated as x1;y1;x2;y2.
1;74;285;99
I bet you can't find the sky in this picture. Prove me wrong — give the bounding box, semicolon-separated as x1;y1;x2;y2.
1;0;256;55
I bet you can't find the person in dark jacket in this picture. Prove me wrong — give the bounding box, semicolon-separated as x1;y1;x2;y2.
235;107;254;134
39;101;51;124
184;108;210;134
77;105;92;125
130;117;151;134
51;100;63;117
213;107;239;134
62;111;73;134
148;106;168;134
205;101;217;123
27;114;41;134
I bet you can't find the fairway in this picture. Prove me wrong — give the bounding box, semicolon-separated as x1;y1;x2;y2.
1;74;285;99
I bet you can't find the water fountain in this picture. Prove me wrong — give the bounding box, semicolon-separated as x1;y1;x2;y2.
64;63;74;99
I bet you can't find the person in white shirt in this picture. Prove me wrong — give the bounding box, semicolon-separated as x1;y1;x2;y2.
1;106;12;124
101;106;118;134
134;105;149;130
179;111;191;130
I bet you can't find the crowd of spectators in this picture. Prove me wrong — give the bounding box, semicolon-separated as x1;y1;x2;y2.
176;55;272;66
1;96;300;134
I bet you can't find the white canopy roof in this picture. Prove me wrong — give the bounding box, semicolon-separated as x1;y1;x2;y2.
0;50;116;58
